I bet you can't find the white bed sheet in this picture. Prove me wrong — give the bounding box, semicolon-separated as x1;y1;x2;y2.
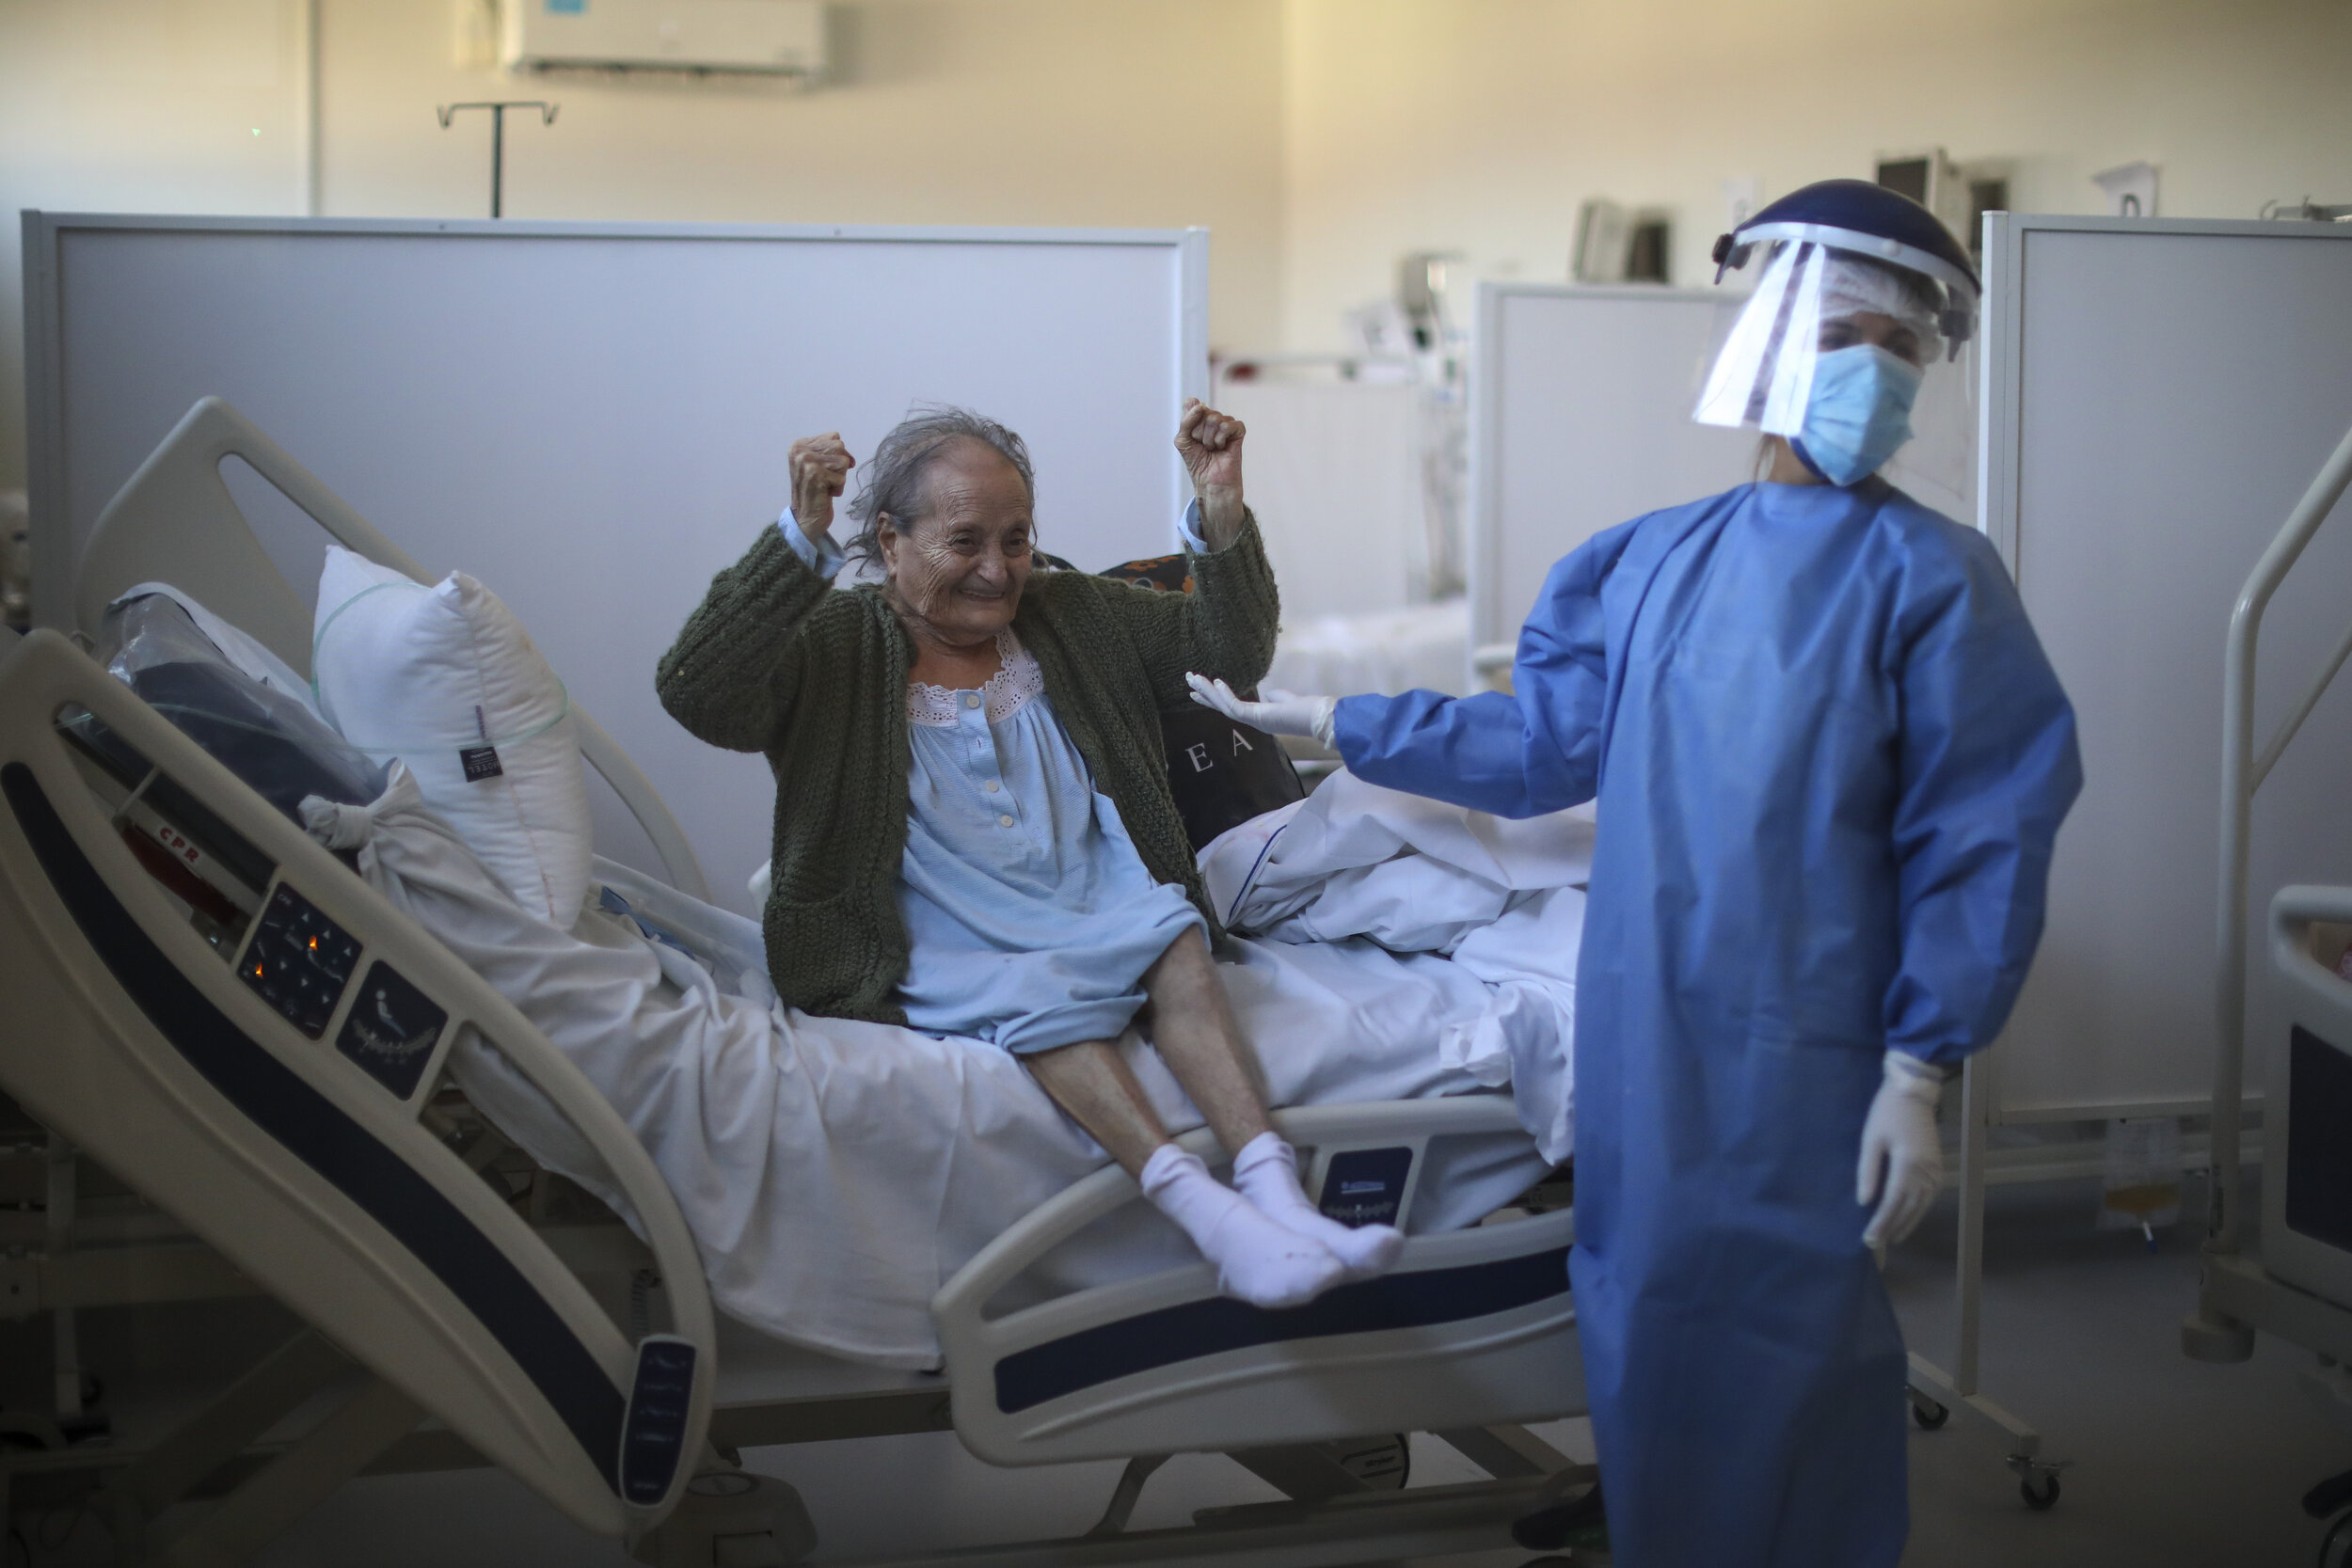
1266;598;1470;699
316;770;1579;1370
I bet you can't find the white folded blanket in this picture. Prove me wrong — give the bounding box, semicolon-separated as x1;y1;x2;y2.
314;769;1574;1369
1200;768;1589;1162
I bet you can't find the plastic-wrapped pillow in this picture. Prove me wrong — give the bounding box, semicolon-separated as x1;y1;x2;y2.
310;546;592;925
99;592;387;823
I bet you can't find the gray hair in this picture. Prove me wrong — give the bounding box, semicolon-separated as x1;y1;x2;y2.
844;404;1036;564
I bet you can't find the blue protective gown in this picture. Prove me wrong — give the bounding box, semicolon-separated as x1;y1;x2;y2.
1334;477;2080;1568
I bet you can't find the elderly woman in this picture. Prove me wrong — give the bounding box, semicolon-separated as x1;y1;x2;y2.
656;402;1399;1308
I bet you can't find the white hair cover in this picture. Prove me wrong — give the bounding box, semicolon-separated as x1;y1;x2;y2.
1819;254;1941;345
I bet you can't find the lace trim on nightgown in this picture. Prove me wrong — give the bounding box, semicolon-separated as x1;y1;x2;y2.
906;629;1045;727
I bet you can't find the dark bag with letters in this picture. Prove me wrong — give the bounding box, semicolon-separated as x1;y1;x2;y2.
1098;553;1308;850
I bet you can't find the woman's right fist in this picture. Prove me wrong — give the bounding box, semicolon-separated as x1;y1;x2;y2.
788;433;856;539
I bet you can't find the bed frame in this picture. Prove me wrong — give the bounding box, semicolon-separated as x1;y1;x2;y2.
0;399;1589;1565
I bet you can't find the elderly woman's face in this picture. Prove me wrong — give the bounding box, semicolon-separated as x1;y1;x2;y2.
877;438;1035;646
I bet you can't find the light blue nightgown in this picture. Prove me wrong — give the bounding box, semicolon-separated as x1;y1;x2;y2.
892;632;1202;1054
781;520;1205;1054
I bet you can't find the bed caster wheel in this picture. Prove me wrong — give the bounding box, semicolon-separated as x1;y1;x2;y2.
1910;1397;1949;1430
2006;1452;2066;1512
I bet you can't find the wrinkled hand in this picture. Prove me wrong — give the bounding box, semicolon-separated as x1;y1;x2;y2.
1174;400;1247;546
788;433;856;541
1858;1053;1947;1248
1186;673;1337;750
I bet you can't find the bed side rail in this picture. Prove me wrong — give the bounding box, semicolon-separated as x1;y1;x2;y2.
72;395;711;901
934;1096;1581;1467
0;628;713;1536
2208;417;2352;1260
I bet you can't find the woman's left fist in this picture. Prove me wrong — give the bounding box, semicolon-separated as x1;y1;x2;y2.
1175;399;1246;544
1176;399;1246;491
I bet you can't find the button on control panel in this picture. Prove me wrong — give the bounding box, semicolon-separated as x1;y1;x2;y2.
335;961;448;1101
238;884;359;1038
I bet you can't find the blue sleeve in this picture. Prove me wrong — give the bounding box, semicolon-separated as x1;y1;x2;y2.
1883;531;2084;1067
1331;526;1624;819
776;512;848;578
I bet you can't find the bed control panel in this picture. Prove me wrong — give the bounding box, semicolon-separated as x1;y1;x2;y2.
238;883;359;1038
1318;1147;1415;1229
618;1335;698;1507
335;960;449;1101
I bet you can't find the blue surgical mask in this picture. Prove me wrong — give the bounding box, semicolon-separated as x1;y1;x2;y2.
1793;343;1922;485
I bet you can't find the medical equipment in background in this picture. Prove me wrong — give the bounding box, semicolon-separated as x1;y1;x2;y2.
2091;161;2160;219
2182;410;2352;1564
1339;252;1469;602
1212;256;1481;742
501;0;829;81
2263;198;2352;223
1570;200;1671;286
435;100;559;219
1203;355;1470;750
1874;150;2010;265
0;396;1595;1566
2100;1118;2184;1245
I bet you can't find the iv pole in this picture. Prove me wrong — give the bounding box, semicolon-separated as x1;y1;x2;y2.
436;101;559;218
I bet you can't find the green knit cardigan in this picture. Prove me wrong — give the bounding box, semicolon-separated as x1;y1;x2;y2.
654;516;1281;1025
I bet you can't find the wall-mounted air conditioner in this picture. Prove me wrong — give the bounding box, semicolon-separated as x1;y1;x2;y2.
501;0;827;79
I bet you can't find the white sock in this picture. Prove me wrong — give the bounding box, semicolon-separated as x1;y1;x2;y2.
1139;1144;1345;1309
1231;1132;1406;1281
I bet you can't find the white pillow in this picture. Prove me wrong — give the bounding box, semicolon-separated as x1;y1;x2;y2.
311;546;592;924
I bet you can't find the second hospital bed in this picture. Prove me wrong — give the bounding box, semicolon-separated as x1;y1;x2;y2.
0;398;1590;1565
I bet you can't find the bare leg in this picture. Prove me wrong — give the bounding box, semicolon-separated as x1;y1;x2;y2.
1021;928;1278;1166
1023;1037;1168;1178
1137;927;1274;1156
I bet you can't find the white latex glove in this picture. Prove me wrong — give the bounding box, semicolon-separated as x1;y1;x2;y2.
1185;673;1338;749
1857;1052;1947;1248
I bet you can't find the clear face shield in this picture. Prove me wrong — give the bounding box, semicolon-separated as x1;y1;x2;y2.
1695;240;1976;506
1693;240;1836;436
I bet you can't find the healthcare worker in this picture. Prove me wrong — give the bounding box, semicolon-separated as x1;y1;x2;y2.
1190;180;2082;1567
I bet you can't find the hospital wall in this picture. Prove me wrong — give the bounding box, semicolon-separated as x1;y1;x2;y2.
0;0;1287;495
1279;0;2352;349
8;0;2350;493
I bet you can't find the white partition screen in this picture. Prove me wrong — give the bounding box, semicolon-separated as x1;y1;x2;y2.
24;214;1208;913
1981;214;2352;1117
1210;370;1425;622
1469;284;1756;666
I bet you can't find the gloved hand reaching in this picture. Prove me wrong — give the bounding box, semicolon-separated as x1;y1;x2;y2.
1857;1052;1948;1248
1185;673;1338;750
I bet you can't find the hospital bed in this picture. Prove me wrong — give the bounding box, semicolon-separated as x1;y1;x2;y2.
2185;414;2352;1564
0;398;1591;1566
